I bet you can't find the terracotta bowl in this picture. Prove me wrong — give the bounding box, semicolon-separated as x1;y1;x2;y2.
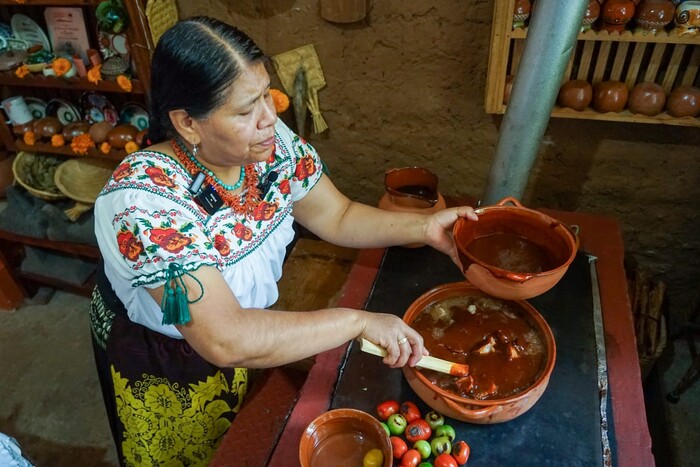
452;197;577;300
402;282;556;424
299;408;392;467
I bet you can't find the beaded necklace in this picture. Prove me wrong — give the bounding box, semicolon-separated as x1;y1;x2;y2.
171;138;263;217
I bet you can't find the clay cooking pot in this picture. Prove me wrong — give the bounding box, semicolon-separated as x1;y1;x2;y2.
401;282;556;424
628;82;666;116
666;85;700;117
593;80;629;113
452;197;577;300
557;80;593;111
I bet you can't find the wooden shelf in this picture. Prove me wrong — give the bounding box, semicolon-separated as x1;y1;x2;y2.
12;139;128;161
17;269;95;297
0;229;100;259
485;0;700;126
0;71;145;94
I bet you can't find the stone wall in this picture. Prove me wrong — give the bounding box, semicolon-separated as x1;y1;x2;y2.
176;0;700;329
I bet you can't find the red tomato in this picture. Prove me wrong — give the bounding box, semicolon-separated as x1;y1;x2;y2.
390;436;408;459
434;453;459;467
404;419;432;443
400;401;421;423
452;440;471;465
376;400;400;421
400;449;422;467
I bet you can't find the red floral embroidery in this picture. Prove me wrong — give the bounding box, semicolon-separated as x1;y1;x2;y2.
214;234;231;256
113;163;134;182
279;179;290;195
233;223;253;241
149;228;192;253
117;231;144;261
252;201;278;221
294;155;316;180
145;166;175;188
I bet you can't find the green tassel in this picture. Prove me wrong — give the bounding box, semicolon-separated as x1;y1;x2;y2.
160;263;202;326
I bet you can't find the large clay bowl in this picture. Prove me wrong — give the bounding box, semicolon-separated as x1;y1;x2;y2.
299;408;392;467
453;197;577;300
402;282;556;424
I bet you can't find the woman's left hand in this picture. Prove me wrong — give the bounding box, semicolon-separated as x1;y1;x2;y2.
424;206;478;266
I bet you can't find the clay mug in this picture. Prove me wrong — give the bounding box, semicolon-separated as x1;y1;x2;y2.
582;0;602;31
592;80;629;112
635;0;676;33
666;85;700;117
674;1;700;35
601;0;637;31
2;96;33;126
628;82;666;115
557;80;593;111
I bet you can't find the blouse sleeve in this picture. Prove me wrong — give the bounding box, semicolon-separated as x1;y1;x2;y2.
275;120;324;202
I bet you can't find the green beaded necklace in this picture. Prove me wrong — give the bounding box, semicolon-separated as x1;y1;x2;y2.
175;138;244;191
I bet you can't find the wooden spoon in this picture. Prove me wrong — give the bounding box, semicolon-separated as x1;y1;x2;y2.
360;339;470;377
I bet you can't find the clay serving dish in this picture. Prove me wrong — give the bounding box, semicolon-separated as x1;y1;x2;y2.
299;408;391;467
452;197;577;300
402;282;556;424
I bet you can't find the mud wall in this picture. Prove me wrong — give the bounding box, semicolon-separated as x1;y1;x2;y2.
176;0;700;329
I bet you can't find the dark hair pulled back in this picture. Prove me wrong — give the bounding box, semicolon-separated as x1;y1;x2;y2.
147;16;267;143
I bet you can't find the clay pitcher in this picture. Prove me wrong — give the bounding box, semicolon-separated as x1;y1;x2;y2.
378;167;447;247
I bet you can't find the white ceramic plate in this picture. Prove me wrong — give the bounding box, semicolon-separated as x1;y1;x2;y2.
119;103;149;130
46;98;81;125
11;14;51;51
24;97;47;120
0;22;12;40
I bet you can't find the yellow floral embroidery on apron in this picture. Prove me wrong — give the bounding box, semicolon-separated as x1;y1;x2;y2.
111;366;248;466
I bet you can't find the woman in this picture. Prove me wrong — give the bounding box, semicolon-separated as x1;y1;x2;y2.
90;16;478;466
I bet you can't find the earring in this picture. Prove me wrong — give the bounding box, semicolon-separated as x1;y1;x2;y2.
192;143;198;157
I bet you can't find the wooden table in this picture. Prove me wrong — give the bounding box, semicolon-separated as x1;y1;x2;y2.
211;210;654;467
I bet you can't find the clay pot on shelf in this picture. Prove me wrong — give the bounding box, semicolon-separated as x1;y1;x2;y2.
582;0;602;31
32;116;63;140
11;120;35;137
592;80;629;113
666;86;700;117
89;121;114;144
628;82;666;115
106;124;139;149
557;80;593;111
601;0;637;32
513;0;531;29
62;122;91;142
377;167;447;248
674;1;700;36
635;0;675;34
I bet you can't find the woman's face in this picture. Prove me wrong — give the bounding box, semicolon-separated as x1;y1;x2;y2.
192;61;277;167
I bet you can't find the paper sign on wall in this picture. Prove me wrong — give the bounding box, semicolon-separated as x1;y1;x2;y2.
44;7;91;63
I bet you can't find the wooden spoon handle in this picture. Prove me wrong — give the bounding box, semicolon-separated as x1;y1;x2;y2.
360;339;469;377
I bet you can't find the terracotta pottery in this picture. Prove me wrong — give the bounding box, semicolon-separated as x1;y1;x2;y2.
674;1;700;36
61;122;91;141
89;121;114;144
592;80;629;113
666;85;700;117
377;167;447;248
106;124;139;149
452;197;577;300
582;0;602;31
601;0;637;32
628;82;667;115
401;282;556;424
635;0;676;33
32;116;63;139
299;408;391;467
513;0;531;29
557;80;593;111
11;120;35;137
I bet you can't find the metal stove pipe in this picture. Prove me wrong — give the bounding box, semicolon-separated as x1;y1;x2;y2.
482;0;589;205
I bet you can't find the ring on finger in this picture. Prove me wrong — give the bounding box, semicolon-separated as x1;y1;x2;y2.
398;336;408;345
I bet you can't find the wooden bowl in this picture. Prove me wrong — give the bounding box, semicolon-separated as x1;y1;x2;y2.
453;197;577;300
402;282;556;424
299;408;391;467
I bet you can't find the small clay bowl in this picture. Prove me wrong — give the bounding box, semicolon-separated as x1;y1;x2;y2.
628;82;666;116
592;80;629;113
666;86;700;118
299;408;391;467
557;80;593;111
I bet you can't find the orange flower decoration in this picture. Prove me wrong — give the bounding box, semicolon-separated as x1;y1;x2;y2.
51;134;65;147
87;65;102;84
23;131;36;146
15;65;30;78
51;57;72;77
71;133;95;155
100;142;111;154
270;88;289;114
125;141;140;154
117;75;132;92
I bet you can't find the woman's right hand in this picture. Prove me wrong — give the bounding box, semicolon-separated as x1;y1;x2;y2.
358;311;428;369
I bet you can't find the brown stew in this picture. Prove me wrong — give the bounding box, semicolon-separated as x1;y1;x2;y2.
466;232;556;273
411;295;547;400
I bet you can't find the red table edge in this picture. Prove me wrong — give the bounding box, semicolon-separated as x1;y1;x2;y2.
269;211;654;467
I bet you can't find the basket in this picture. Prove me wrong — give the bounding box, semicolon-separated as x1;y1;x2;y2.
54;158;116;204
146;0;179;46
12;151;66;201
